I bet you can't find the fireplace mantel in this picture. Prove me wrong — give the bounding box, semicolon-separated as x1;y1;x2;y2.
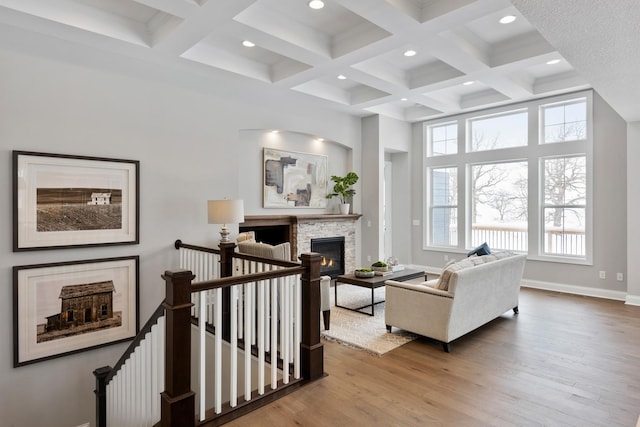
241;214;362;227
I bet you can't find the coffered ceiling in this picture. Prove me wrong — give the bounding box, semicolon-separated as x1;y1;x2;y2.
0;0;616;122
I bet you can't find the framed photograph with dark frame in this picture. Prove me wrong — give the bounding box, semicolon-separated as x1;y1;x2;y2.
13;256;139;367
13;150;140;251
263;147;328;208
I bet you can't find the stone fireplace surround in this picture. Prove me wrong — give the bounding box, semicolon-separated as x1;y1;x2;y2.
239;214;361;274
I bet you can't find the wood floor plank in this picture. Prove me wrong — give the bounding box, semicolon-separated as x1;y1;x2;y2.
226;288;640;426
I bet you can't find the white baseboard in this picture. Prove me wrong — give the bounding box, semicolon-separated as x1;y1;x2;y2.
625;294;640;306
521;279;627;301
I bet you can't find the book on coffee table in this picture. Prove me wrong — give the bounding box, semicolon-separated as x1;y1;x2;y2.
374;270;393;276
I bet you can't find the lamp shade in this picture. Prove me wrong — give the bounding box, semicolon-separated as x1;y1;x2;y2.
207;199;244;224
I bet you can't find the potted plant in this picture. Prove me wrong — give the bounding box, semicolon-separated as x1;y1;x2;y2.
326;172;358;214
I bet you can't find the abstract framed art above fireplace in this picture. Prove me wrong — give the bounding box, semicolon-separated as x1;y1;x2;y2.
263;148;328;209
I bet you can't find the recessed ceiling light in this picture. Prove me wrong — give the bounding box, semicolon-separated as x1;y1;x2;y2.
401;97;408;101
242;40;255;47
337;75;347;80
308;0;324;9
546;59;561;65
463;81;475;86
404;49;417;57
271;130;279;134
499;15;517;24
317;138;324;142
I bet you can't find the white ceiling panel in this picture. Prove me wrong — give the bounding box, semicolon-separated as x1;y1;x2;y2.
2;0;631;121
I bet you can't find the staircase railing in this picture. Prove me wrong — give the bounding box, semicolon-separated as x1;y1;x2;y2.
95;240;324;427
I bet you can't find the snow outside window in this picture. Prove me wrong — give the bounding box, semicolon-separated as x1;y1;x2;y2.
470;161;528;251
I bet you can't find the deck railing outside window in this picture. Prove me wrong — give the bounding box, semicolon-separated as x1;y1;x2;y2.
442;224;585;256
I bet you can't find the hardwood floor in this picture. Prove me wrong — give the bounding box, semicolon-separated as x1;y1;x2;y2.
226;288;640;427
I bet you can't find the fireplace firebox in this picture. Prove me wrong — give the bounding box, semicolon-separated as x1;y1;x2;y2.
311;237;345;279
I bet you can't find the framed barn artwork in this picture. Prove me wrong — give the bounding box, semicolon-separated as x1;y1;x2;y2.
263;148;328;208
13;256;139;367
13;151;139;251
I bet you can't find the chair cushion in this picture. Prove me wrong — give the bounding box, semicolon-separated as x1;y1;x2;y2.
436;258;476;291
237;241;291;261
236;231;256;243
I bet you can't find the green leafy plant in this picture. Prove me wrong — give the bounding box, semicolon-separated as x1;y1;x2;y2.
371;261;387;268
326;172;359;204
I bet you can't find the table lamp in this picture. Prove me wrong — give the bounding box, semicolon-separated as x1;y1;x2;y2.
207;199;244;243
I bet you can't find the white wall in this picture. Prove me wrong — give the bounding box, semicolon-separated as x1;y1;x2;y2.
627;121;640;304
379;116;412;264
410;92;629;297
361;115;382;263
0;32;360;427
237;130;353;215
360;115;412;265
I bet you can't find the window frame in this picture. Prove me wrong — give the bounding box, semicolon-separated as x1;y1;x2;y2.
540;99;588;144
423;90;593;265
428;121;458;156
468;159;529;252
467;108;529;152
540;155;588;258
427;166;458;247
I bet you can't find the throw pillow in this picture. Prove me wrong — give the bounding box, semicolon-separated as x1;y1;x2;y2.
467;242;491;257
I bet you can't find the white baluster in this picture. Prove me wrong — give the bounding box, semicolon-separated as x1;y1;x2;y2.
199;291;207;421
244;281;252;401
270;279;278;389
257;280;265;395
294;274;301;379
282;277;289;384
214;288;222;414
230;285;238;407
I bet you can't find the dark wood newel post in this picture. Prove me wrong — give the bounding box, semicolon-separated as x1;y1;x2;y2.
161;269;196;427
93;366;111;427
300;252;324;380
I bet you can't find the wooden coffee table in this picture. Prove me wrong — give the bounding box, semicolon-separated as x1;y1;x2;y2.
335;269;425;316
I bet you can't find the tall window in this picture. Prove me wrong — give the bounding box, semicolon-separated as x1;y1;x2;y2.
470;161;528;251
542;156;586;256
424;91;591;263
430;167;457;246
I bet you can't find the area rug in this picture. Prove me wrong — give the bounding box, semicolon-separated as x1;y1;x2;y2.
321;284;417;356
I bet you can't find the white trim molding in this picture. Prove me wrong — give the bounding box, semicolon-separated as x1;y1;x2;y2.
521;279;627;302
625;295;640;306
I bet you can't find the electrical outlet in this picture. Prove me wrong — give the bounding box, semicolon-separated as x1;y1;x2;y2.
367;255;371;262
617;273;624;281
444;255;449;261
412;219;420;226
599;271;606;279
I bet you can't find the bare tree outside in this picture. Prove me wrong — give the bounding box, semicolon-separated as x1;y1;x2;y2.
544;156;586;226
427;97;588;256
487;190;519;221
